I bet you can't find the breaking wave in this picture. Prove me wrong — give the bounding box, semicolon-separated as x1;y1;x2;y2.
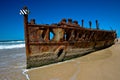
0;40;25;49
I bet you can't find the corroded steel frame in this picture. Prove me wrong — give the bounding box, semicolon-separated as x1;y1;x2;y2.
21;7;117;68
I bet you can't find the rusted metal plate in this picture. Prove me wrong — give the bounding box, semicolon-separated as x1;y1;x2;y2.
20;7;117;68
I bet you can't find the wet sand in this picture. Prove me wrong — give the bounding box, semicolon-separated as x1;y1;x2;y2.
27;39;120;80
0;48;26;80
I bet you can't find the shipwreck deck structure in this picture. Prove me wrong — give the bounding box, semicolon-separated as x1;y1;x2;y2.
20;7;117;68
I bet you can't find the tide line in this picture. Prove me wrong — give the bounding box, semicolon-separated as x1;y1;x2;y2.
22;69;30;80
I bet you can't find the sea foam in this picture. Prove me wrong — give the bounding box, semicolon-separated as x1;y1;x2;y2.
0;40;25;49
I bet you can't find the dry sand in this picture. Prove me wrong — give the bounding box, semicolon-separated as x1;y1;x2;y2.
27;39;120;80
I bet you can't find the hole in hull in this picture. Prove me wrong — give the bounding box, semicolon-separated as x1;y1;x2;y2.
49;31;54;40
57;49;64;57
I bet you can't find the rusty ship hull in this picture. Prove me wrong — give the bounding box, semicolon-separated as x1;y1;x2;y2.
20;7;117;68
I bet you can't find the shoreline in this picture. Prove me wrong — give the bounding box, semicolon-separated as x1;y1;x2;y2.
0;39;119;80
23;56;78;80
0;48;27;80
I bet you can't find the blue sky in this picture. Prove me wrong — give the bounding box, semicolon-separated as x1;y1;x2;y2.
0;0;120;40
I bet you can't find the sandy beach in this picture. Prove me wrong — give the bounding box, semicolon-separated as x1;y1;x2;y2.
27;39;120;80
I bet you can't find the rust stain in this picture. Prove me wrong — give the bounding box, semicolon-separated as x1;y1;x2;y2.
20;7;117;68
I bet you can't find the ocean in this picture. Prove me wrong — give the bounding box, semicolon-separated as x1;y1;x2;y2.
0;40;27;80
0;40;25;49
1;40;119;80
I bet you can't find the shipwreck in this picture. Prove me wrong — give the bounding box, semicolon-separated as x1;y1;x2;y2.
20;7;117;68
